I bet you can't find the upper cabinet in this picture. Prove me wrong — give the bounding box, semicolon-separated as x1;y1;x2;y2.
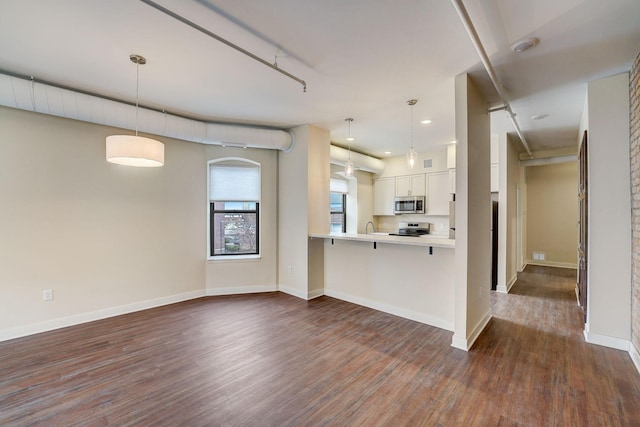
395;174;426;197
447;144;456;169
427;172;450;215
373;177;395;216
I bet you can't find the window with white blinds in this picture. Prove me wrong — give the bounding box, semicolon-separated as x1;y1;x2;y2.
210;163;260;201
208;159;261;258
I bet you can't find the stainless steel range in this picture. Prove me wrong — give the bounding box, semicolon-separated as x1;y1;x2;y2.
388;222;431;237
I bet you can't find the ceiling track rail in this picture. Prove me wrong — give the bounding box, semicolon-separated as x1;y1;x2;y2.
450;0;533;158
139;0;307;93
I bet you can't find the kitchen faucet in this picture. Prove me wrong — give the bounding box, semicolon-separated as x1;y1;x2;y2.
365;221;376;234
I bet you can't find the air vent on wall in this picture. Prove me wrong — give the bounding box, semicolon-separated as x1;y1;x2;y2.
423;159;433;168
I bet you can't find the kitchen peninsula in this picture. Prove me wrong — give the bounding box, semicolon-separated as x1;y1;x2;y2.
310;232;455;331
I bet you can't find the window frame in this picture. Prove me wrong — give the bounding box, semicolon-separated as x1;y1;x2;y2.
330;192;347;233
208;158;261;261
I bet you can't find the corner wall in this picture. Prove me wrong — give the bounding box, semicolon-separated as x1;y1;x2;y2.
497;133;520;292
452;74;492;350
585;72;631;348
277;125;330;299
630;52;640;367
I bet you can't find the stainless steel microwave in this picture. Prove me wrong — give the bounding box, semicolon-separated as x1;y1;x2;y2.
394;196;425;215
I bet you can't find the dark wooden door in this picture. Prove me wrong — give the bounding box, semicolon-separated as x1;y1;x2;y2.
578;131;588;322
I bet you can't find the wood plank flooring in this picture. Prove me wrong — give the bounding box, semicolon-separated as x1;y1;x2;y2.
1;265;639;426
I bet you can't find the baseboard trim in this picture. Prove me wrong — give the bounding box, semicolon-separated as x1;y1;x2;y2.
0;289;205;343
496;274;517;294
583;324;630;351
307;288;325;300
278;284;310;300
206;285;277;296
324;288;453;331
451;310;492;351
630;343;640;375
525;260;577;269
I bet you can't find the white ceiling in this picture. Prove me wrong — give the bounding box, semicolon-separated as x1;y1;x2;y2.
0;0;639;158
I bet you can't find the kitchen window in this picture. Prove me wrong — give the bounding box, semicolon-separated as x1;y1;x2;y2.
209;159;260;258
330;178;349;233
330;192;347;233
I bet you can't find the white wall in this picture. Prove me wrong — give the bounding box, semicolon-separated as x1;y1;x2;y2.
205;146;278;294
452;74;492;350
0;107;206;339
585;72;631;346
324;239;455;330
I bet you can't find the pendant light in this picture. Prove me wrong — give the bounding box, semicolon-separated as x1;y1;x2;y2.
106;54;164;167
344;117;355;177
407;99;417;169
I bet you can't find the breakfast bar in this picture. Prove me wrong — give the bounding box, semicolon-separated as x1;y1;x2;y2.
310;233;455;331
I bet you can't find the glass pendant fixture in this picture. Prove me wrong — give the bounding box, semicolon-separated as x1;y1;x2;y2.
344;117;355;177
407;99;417;169
106;54;164;167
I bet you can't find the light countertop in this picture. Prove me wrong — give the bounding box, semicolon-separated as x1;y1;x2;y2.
309;232;455;249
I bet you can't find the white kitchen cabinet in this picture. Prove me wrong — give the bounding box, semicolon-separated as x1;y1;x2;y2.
373;177;395;215
395;174;426;197
491;164;499;192
449;169;456;194
447;144;456;169
427;172;450;215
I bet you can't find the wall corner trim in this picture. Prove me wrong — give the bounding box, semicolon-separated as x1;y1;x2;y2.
451;311;492;351
583;326;631;351
630;343;640;376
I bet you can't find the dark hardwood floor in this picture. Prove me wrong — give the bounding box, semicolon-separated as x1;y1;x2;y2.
1;266;639;426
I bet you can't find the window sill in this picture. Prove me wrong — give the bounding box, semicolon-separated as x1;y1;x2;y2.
208;254;261;262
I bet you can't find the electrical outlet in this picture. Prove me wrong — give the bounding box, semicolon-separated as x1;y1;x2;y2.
43;289;53;301
287;265;292;274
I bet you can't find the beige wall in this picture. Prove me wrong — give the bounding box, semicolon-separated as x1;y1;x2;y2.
630;51;640;365
497;133;520;292
0;107;206;338
584;72;631;345
277;124;330;299
526;162;578;268
354;170;374;234
452;73;492;350
204;146;278;294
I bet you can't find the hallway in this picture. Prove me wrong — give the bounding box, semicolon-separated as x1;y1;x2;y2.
476;265;640;425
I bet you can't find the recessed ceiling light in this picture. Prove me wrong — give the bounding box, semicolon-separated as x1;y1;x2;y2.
384;151;391;155
511;37;539;53
450;140;457;144
421;119;432;125
531;114;548;120
346;136;355;141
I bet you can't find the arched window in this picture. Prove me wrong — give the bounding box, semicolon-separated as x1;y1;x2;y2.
209;158;260;258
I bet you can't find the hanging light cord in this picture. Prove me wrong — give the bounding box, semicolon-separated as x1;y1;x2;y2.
135;60;140;136
410;103;414;150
